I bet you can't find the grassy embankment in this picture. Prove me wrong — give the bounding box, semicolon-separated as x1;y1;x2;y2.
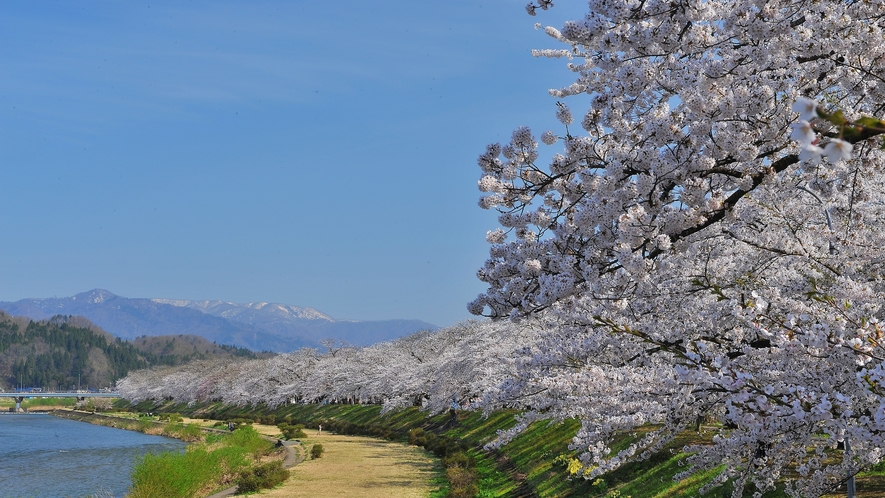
7;395;885;496
0;397;77;410
53;409;207;441
50;408;288;497
116;399;885;498
128;425;284;498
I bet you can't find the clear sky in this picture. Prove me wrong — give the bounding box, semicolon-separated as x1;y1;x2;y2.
0;1;582;327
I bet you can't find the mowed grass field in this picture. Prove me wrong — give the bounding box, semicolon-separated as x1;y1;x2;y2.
255;432;440;498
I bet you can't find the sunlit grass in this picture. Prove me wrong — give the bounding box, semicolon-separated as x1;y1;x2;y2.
127;425;271;498
0;397;77;409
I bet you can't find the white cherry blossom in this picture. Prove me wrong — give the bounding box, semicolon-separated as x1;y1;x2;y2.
792;97;819;122
823;138;854;163
471;1;885;495
790;121;816;145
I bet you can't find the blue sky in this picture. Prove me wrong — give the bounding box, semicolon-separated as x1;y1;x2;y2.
0;1;582;326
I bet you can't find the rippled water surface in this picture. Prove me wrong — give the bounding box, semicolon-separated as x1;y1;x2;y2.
0;414;185;498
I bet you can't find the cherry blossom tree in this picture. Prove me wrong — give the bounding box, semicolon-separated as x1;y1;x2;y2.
379;320;541;414
116;320;537;417
470;1;885;495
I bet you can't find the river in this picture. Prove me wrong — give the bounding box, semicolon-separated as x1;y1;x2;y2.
0;414;185;498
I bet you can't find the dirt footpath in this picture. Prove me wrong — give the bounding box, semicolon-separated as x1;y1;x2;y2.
257;433;439;498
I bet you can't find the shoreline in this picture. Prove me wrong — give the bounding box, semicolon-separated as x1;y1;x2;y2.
50;409;302;497
51;408;168;429
0;409;189;498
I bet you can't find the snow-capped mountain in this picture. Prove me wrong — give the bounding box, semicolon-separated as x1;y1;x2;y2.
152;299;333;322
0;290;437;352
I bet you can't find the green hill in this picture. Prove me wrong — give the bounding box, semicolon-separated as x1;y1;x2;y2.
0;311;265;391
130;334;272;366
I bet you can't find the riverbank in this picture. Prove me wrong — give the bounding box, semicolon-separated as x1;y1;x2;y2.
0;413;186;498
51;409;295;496
51;409;206;441
55;408;442;497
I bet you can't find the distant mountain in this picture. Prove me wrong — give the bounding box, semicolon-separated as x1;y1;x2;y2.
152;298;439;346
0;290;437;352
0;290;298;352
151;299;333;322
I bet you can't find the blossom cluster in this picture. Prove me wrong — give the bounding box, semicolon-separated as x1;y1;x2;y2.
525;0;553;17
471;0;885;495
790;97;853;164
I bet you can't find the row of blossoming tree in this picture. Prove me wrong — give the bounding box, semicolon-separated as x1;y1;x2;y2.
467;0;885;496
117;319;541;417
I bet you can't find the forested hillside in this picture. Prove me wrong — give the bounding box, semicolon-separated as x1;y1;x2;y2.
0;312;264;391
130;334;272;365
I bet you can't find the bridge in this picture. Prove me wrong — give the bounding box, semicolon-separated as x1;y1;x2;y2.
0;392;120;412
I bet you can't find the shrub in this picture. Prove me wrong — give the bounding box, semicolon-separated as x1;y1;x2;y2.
443;451;471;469
277;423;307;440
408;428;425;446
162;423;185;438
235;461;290;493
228;426;273;460
446;467;478;498
591;478;609;493
310;444;324;459
226;418;254;431
177;423;204;441
158;412;183;423
160;421;206;441
135;419;155;433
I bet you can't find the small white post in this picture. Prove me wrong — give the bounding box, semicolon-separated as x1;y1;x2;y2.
845;439;856;498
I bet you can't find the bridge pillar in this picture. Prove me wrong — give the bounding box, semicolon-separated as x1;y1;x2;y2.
12;396;24;412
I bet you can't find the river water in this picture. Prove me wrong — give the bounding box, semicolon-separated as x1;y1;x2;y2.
0;414;185;498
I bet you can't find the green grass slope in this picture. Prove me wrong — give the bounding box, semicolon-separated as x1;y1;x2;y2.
117;400;885;497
